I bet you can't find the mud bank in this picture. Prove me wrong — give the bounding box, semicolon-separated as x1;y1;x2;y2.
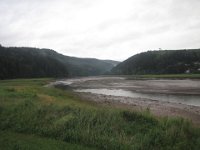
51;76;200;125
77;92;200;125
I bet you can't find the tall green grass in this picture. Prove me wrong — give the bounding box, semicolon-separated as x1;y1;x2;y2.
0;130;95;150
0;79;200;150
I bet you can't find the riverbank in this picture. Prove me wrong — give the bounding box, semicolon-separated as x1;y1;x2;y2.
52;76;200;125
76;92;200;125
1;78;200;150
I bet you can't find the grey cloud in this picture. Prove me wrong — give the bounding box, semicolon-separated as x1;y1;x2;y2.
0;0;200;60
91;32;142;49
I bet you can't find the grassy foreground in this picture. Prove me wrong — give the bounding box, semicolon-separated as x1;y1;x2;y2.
0;79;200;150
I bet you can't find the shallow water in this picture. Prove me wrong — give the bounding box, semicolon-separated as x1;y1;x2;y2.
75;88;200;107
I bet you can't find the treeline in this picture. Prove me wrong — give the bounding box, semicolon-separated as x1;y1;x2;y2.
0;45;119;79
111;49;200;75
0;46;68;79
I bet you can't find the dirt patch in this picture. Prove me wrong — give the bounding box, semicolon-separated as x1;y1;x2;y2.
38;94;55;104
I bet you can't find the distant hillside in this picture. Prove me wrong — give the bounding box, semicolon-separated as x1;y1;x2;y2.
102;60;119;67
0;45;118;79
111;49;200;75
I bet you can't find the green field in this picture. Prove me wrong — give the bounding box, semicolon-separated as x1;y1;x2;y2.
0;79;200;150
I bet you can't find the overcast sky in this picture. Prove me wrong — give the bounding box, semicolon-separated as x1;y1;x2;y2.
0;0;200;61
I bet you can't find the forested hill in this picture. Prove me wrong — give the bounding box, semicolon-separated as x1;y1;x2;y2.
111;49;200;75
0;45;119;79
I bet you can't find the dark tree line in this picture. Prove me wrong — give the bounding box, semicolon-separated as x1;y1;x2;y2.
0;45;118;80
0;46;68;79
111;49;200;75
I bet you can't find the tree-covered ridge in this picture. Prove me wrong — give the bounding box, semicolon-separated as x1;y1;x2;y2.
0;45;119;79
0;46;69;79
111;49;200;75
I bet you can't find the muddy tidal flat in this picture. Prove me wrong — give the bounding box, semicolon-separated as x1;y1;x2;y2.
50;76;200;125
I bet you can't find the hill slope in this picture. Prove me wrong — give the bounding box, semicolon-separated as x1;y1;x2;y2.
111;49;200;75
0;45;119;79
